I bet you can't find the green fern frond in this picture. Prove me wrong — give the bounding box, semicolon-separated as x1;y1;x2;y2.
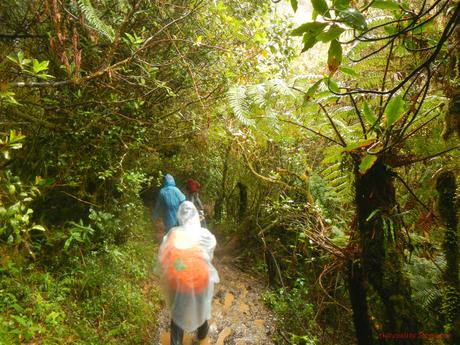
418;286;443;311
319;161;351;199
266;78;296;97
78;0;115;41
322;162;341;175
332;106;354;115
227;86;254;126
246;84;267;107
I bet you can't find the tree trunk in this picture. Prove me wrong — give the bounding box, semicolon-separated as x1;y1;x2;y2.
354;159;421;344
214;143;231;221
237;181;248;220
436;171;460;344
347;258;374;345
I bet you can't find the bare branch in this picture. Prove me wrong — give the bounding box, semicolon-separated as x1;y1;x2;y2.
277;118;342;146
394;174;431;212
349;94;367;139
393;146;460;168
318;103;347;147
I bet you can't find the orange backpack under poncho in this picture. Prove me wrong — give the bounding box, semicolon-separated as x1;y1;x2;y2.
161;231;209;294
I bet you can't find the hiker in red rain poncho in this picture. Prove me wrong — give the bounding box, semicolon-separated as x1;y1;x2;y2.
157;201;219;345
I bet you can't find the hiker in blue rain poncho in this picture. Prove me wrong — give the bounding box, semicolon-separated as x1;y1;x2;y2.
153;174;186;232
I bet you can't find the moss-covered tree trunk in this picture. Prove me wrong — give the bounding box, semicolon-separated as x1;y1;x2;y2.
436;171;460;344
353;159;421;344
347;258;374;345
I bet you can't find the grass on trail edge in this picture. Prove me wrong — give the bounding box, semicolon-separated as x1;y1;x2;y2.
0;212;162;345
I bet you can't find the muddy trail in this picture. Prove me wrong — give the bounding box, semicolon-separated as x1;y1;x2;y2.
152;256;277;345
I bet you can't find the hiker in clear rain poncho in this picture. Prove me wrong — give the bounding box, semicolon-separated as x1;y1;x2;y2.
157;201;219;345
153;174;186;232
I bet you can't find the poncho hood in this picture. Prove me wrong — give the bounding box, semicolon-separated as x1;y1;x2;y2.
177;201;201;228
163;173;176;187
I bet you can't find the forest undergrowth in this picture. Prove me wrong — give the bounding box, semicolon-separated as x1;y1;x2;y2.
0;209;161;344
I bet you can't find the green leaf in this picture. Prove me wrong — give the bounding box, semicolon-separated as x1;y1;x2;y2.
32;59;49;73
363;102;377;125
312;0;330;17
385;95;405;126
317;24;345;42
0;91;19;105
306;79;322;97
371;0;400;10
327;39;343;73
324;77;340;93
359;154;378;174
302;35;319;52
312;9;318;20
338;8;367;31
341;138;375;153
9;130;26;143
31;225;46;231
291;22;327;36
290;0;298;12
292;22;328;52
339;66;359;77
366;209;381;222
333;0;350;10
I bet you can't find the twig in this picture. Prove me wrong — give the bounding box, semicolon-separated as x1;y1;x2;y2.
393;146;459;167
394;174;431;212
387;107;440;150
379;39;395;111
277;118;342;145
349;94;367;139
105;0;143;64
61;191;99;207
277;329;294;345
318;103;347;147
397;69;431;140
237;141;298;191
0;33;47;39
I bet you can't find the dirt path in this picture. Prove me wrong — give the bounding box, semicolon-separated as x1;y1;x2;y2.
152;257;277;345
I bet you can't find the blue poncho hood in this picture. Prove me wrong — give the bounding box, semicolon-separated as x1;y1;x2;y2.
164;173;176;187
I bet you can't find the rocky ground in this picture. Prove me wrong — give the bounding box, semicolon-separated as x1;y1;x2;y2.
152;257;277;345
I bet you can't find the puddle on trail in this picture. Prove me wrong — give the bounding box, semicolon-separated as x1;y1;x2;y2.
153;260;276;345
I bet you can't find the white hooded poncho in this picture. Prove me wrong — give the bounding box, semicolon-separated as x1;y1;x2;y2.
157;201;219;332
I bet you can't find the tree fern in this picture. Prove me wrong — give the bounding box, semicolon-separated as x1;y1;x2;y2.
78;0;115;41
